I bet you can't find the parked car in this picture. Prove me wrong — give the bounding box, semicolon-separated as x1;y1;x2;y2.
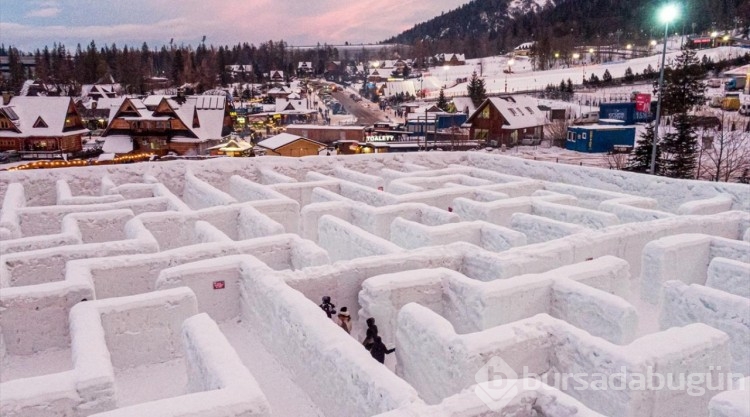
708;96;723;108
573;111;599;125
706;79;723;88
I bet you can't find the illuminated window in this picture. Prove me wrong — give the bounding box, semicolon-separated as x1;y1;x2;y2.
479;107;490;119
474;129;489;140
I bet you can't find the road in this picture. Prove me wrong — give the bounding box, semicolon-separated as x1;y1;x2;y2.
331;91;389;126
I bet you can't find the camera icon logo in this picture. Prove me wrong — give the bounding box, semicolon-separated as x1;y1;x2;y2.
474;356;520;411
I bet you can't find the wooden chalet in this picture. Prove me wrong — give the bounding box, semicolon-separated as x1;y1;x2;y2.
466;96;547;147
0;96;87;159
100;95;233;156
255;133;324;157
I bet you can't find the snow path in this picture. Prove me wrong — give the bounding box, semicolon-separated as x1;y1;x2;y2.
219;320;326;417
115;358;188;407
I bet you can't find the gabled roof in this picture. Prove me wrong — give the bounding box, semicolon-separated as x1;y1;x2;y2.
452;97;477;115
274;98;310;113
208;138;253;152
256;133;324;151
467;96;547;130
0;96;88;138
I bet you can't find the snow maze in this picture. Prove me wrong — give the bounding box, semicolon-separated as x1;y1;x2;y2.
0;152;748;417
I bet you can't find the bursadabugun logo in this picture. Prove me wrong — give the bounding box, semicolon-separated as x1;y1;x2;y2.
474;356;522;411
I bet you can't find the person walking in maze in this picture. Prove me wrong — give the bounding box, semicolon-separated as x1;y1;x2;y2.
369;336;395;364
338;307;352;334
320;295;336;319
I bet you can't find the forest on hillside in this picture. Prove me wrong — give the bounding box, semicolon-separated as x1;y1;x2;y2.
385;0;750;60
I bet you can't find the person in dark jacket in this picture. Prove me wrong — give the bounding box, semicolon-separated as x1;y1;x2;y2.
338;307;352;334
320;296;336;319
365;317;378;337
362;327;377;351
369;336;395;364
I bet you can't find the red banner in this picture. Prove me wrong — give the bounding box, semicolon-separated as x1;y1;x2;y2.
635;94;651;113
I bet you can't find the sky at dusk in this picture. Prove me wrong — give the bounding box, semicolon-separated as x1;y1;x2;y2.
0;0;470;51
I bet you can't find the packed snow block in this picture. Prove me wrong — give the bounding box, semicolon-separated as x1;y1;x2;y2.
395;304;552;404
0;225;82;254
63;209;134;244
0;225;158;288
300;200;354;241
0;182;25;240
372;380;608;417
468;152;750;212
543;182;656;211
390;217;526;251
156;257;246;323
237;205;285;239
387;174;494;194
333;165;384;189
531;200;620;229
598;199;674;223
359;269;446;346
353;202;460;240
100;175;117;196
510;213;589;244
310;186;350;203
242;197;300;234
640;234;750;304
150;181;192;212
550;279;638;344
258;167;297;185
317;215;403;262
640;234;713;304
706;257;750;298
227;174;291;202
0;373;81;417
94;288;199;369
458;257;634;342
239;257;420;417
678;193;735;215
193;220;233;244
453;194;577;227
91;313;271;417
709;377;750;417
0;281;93;354
550;320;732;417
56;179;125;206
285;245;465;327
339;180;399;207
270;179;341;207
660;281;750;375
182;171;237;210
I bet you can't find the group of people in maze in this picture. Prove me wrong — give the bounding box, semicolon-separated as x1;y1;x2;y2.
319;296;395;364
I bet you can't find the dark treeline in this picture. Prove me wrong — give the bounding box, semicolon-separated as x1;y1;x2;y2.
385;0;750;62
0;40;399;95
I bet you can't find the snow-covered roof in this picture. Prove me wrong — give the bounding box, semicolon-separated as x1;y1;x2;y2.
256;133;324;151
102;135;133;153
275;98;311;113
208;138;253;151
452;97;477;115
0;96;88;138
469;96;547;130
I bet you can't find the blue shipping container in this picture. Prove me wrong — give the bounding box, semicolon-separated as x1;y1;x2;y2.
566;126;636;153
599;102;652;125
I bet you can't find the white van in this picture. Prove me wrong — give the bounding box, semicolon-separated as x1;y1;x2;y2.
740;103;750;116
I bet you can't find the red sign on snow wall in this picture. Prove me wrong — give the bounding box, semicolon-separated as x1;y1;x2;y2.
635;94;651;113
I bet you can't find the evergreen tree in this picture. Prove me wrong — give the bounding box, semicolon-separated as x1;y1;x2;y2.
660;114;698;179
626;124;661;174
436;87;448;111
602;69;613;85
466;71;486;107
624;67;635;84
566;79;574;93
658;47;706;115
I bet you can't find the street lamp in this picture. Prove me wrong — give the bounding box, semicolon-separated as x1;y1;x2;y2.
505;59;515;92
650;3;679;175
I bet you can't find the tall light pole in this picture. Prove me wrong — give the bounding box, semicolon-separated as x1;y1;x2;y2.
650;3;679;175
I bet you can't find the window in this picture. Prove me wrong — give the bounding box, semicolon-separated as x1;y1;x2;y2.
525;107;534;114
479;107;490;119
507;108;517;116
474;129;489;140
